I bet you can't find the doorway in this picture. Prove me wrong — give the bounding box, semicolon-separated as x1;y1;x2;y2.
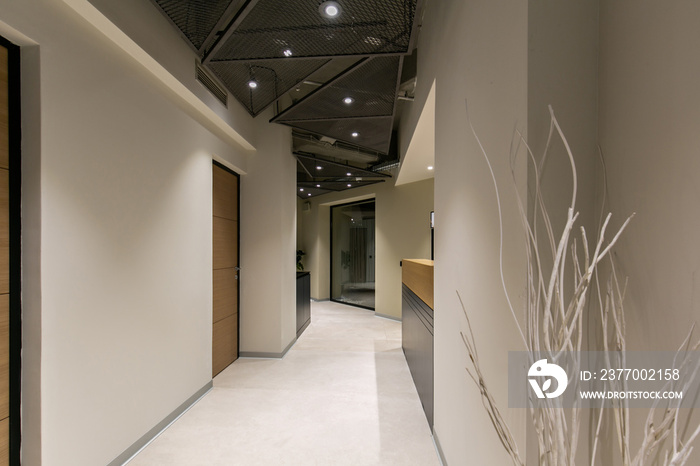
330;199;376;310
212;162;239;377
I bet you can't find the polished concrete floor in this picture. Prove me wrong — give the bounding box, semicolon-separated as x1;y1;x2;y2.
128;300;440;465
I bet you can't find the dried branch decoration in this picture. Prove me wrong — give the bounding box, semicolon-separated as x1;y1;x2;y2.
459;103;700;465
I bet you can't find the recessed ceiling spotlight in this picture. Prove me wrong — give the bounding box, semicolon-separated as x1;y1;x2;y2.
319;1;341;18
307;193;311;196
351;132;359;137
283;49;293;57
248;79;258;89
316;165;322;170
343;96;354;104
347;183;352;187
427;165;434;170
346;172;352;176
316;184;321;188
300;188;304;192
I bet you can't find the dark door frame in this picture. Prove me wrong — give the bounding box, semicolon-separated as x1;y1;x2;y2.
329;198;376;311
0;33;22;465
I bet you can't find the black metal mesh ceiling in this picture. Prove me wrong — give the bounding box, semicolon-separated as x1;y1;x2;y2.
297;185;332;199
208;58;330;116
273;57;401;122
288;116;394;153
150;0;415;169
208;0;418;61
153;0;239;51
296;153;390;180
297;180;386;199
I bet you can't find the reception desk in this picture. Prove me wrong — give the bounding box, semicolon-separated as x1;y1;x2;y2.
401;259;434;426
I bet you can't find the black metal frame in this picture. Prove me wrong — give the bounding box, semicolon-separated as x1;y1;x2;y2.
212;160;241;363
199;0;249;55
202;0;261;63
0;33;22;466
329;198;376;311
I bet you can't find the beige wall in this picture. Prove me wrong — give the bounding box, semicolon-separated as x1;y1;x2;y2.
398;1;530;463
527;2;600;464
88;0;298;357
599;1;700;463
240;114;297;355
0;0;294;464
299;177;433;319
528;0;600;244
432;3;530;464
87;0;256;151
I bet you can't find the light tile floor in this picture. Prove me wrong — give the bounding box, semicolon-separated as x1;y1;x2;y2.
128;301;440;466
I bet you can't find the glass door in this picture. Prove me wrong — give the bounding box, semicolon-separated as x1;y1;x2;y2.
331;200;376;309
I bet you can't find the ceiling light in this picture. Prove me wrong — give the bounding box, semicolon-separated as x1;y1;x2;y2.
346;172;352;176
347;183;352;187
427;165;434;170
351;132;359;137
316;184;321;188
319;1;341;18
316;166;322;170
307;193;311;196
248;79;258;89
343;97;354;104
300;188;304;192
283;49;293;57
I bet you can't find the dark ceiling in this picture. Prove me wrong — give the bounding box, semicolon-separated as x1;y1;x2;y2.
149;0;423;198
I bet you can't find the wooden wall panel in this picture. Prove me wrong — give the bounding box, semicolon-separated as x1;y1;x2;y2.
213;217;237;270
0;170;7;295
212;314;237;377
0;47;7;170
0;417;7;465
0;295;7;421
213;165;237;221
212;163;238;378
213;268;237;324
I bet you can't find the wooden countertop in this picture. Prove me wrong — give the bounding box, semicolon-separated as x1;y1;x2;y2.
402;259;434;309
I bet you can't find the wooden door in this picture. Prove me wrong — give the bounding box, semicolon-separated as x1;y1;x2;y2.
0;39;11;465
212;163;239;377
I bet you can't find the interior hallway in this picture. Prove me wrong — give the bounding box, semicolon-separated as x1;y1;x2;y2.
127;301;440;465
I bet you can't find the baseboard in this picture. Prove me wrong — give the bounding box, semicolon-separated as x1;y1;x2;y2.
239;337;296;359
433;427;447;466
375;312;401;322
296;318;311;338
110;380;213;465
310;298;329;302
